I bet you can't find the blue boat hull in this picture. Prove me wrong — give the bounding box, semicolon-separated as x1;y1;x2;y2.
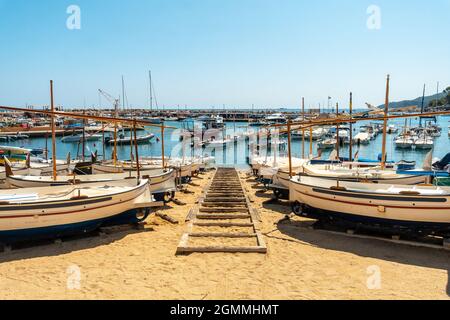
0;209;149;244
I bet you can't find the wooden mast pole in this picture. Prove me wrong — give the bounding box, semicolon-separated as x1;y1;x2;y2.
82;110;86;161
309;103;313;158
349;92;353;166
336;102;340;160
50;80;57;181
381;74;390;170
113;98;118;166
102;122;106;161
287;119;293;177
133;119;140;183
161;126;165;169
301;97;305;159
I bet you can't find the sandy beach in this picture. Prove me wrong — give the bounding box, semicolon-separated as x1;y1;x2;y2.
0;169;449;300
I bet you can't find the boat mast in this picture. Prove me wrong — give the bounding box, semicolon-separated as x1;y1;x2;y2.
161;125;165;169
420;84;426;127
302;97;305;159
149;70;153;112
436;81;440;109
50;80;57;181
123;76;134;164
102;122;106;161
349;92;353;166
81;110;87;161
335;102;340;160
287;119;292;177
133;119;140;184
381;74;390;170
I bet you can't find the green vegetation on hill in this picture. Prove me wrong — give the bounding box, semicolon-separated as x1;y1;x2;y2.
377;88;449;110
428;87;450;108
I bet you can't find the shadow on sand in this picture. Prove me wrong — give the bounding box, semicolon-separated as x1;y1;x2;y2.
276;218;450;297
261;198;292;215
0;226;151;264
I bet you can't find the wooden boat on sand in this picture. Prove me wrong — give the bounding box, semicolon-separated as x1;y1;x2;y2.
6;165;177;202
0;178;158;244
290;175;450;237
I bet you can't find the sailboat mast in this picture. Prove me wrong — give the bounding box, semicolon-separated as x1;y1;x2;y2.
133;119;140;183
287;119;292;177
349;92;353;164
50;80;57;181
113;98;118;166
381;74;390;170
436;82;439;106
335;102;340;160
149;70;153;112
302;97;305;159
420;84;426;127
122;76;125;110
82;110;86;161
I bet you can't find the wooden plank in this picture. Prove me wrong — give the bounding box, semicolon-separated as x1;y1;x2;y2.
177;233;190;250
202;202;248;207
199;207;249;213
193;222;254;227
196;214;251;220
177;246;267;254
255;232;267;249
188;232;257;238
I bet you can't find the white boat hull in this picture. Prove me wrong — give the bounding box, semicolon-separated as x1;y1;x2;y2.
0;179;156;243
290;176;450;236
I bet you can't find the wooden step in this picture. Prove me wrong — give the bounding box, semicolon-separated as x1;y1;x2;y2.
193;222;254;227
199;207;249;213
202;202;247;207
196;214;251;219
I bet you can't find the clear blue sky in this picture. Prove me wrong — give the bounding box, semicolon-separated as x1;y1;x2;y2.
0;0;449;110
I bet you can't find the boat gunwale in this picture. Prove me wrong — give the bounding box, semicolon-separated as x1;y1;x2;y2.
0;179;149;207
290;177;450;199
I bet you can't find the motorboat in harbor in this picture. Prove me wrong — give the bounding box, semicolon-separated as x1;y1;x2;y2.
0;178;158;244
205;137;233;148
414;135;434;149
317;138;336;149
352;132;370;145
61;133;103;143
303;127;329;141
394;134;414;149
290;175;450;237
387;124;399;134
265;113;287;124
104;133;155;145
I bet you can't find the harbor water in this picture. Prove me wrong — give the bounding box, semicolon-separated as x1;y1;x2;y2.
3;115;450;168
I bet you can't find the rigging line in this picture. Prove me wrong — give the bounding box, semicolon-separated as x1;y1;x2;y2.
151;79;159;110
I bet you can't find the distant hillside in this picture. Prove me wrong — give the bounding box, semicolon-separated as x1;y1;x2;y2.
377;91;447;110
